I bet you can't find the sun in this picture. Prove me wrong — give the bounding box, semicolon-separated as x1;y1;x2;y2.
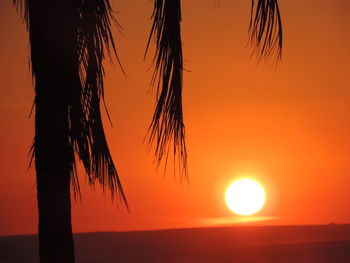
225;178;266;216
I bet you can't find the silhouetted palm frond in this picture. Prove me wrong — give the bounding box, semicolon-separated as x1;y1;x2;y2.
12;0;29;28
145;0;188;181
73;0;127;207
249;0;283;63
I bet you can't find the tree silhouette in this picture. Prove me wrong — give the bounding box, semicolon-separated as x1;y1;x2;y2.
13;0;282;262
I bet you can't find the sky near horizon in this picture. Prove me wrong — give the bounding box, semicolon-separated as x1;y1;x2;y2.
1;0;350;236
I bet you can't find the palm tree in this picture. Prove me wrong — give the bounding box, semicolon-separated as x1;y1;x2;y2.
13;0;127;262
13;0;282;262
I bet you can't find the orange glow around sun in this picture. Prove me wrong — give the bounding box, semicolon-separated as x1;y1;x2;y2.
225;179;266;216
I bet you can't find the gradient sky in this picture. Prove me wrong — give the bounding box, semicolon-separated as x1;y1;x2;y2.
1;0;350;236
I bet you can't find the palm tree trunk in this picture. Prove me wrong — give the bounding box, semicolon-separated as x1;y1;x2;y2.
35;101;74;263
29;1;79;262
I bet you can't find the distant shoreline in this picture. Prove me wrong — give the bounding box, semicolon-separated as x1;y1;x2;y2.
2;222;350;238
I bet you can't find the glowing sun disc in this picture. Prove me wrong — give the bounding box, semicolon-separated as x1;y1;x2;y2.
225;179;266;216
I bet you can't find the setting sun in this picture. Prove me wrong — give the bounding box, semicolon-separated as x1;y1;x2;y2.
225;179;266;216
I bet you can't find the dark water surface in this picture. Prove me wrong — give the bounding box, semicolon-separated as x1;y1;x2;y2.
1;224;350;262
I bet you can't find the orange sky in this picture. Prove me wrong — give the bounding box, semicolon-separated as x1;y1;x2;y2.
1;0;350;236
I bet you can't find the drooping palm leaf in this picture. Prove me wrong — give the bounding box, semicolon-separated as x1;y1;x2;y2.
13;0;127;207
74;0;127;206
249;0;283;63
12;0;29;28
145;0;188;181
